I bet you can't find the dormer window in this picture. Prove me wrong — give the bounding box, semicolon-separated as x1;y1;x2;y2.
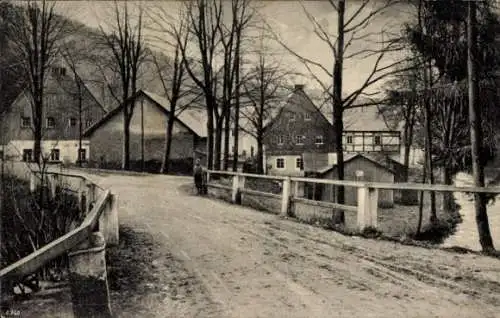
52;66;66;77
305;113;311;120
46;117;55;128
21;116;31;128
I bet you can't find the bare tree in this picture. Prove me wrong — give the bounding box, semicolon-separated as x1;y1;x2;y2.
98;1;147;170
269;0;410;224
240;53;294;174
173;0;224;170
467;0;494;253
7;0;69;164
147;6;203;173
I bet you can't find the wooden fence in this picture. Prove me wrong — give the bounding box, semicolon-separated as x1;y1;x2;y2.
1;162;118;317
206;170;500;232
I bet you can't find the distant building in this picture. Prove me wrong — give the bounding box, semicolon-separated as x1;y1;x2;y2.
313;153;397;208
0;65;106;164
263;84;336;176
83;90;207;170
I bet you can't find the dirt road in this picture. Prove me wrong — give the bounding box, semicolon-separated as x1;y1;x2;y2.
96;173;500;318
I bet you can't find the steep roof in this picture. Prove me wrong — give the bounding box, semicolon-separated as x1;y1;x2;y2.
264;85;331;131
83;89;207;138
142;91;207;137
317;153;396;176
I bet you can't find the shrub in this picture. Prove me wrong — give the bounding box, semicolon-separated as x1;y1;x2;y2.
1;174;84;295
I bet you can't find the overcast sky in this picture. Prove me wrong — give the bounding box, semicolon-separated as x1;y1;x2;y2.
55;1;413;99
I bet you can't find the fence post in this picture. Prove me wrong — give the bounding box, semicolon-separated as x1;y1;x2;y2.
281;177;291;216
49;174;58;199
68;231;112;318
86;183;96;213
99;194;119;246
29;172;36;193
357;186;378;231
231;174;246;204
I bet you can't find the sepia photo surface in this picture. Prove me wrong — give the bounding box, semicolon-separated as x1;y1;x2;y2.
1;1;500;317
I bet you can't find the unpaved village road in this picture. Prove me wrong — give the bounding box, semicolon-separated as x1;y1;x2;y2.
92;172;500;318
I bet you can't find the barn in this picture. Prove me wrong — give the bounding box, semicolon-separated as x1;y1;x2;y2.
313;153;397;208
83;90;207;172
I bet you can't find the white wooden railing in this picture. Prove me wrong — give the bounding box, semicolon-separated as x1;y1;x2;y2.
206;170;500;231
1;163;118;317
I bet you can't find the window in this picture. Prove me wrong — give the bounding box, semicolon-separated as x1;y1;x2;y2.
69;118;77;127
305;112;311;120
22;149;33;162
0;150;4;160
86;119;92;127
374;135;382;145
277;135;284;145
21;116;31;128
52;66;66;77
346;135;353;144
296;157;303;170
315;135;324;145
289;113;296;121
46;117;55;128
78;148;87;162
50;149;60;161
276;158;285;169
295;135;305;145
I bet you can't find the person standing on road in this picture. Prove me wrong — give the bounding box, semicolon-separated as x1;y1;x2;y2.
193;158;204;195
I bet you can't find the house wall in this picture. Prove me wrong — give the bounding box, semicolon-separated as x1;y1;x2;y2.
1;74;105;145
89;95;200;165
266;155;305;177
343;131;400;155
263;88;335;157
321;156;395;208
4;139;90;164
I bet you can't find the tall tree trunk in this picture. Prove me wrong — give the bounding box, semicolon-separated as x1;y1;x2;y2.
443;165;454;211
232;48;241;172
141;99;145;172
223;106;230;171
213;114;223;171
417;141;427;237
332;0;345;225
78;93;83;167
257;136;264;174
424;59;437;224
33;97;43;164
467;0;494;252
161;114;176;174
122;114;131;170
206;103;214;170
403;126;412;182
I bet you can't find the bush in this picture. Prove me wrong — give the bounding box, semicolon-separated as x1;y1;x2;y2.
1;174;84;294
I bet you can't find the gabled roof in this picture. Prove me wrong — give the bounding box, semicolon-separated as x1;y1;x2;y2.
83;89;207;138
263;86;331;132
317;153;396;176
142;91;207;137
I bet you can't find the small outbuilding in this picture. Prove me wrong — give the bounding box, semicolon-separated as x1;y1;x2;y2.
313;153;397;208
83;90;207;172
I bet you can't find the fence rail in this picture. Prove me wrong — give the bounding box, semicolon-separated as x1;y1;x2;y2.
1;165;119;282
206;170;500;232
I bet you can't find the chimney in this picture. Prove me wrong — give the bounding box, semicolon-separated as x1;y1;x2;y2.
295;84;305;90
